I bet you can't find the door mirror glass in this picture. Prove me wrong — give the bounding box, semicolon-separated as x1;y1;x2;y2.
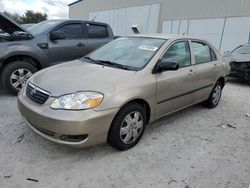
50;31;66;41
154;60;179;73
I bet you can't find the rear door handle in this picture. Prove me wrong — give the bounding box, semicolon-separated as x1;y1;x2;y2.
189;69;195;75
213;63;217;68
77;43;85;47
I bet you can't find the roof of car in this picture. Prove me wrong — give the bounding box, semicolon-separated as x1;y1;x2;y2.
45;19;110;26
127;33;201;40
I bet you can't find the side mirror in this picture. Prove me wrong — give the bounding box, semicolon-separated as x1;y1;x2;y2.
50;31;66;41
12;31;31;39
153;59;179;73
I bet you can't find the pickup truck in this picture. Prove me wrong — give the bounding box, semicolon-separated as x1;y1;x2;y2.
0;13;114;94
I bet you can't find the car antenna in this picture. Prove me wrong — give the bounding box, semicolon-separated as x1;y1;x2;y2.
183;21;192;35
91;16;96;22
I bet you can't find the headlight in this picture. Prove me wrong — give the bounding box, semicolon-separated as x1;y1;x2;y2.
50;92;103;110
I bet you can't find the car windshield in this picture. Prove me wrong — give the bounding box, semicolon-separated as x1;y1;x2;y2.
233;45;250;54
86;37;166;70
27;20;63;36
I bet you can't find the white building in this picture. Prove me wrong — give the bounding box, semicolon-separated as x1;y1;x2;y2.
69;0;250;52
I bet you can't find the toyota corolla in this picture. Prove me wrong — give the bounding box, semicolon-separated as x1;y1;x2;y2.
18;34;230;150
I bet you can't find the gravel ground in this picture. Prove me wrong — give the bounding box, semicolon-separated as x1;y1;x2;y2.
0;80;250;188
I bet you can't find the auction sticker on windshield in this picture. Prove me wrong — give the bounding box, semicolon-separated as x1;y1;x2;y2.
139;45;158;51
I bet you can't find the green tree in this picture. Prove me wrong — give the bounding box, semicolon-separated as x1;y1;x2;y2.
2;10;47;24
20;10;47;24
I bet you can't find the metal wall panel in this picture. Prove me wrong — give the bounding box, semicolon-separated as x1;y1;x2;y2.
188;18;224;48
89;4;160;35
162;17;250;52
146;4;160;33
70;0;250;25
220;17;250;52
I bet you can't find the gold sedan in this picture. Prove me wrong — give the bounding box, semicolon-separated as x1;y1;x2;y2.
18;34;230;150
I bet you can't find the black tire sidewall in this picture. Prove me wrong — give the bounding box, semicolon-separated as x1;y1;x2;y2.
1;61;37;95
207;81;222;108
108;103;147;151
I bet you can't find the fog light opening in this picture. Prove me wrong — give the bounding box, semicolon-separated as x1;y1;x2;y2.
59;134;88;142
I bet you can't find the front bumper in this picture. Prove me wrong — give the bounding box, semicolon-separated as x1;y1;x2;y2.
229;71;250;81
229;62;250;81
18;88;118;148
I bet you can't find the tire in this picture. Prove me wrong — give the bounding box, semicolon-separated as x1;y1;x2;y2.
204;81;222;109
1;61;37;95
108;103;147;151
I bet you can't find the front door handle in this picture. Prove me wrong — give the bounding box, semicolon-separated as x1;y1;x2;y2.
77;43;85;47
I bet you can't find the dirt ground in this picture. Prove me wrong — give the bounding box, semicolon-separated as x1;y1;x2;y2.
0;80;249;188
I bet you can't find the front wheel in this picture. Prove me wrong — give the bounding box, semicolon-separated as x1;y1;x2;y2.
204;81;222;108
108;103;147;151
1;61;37;95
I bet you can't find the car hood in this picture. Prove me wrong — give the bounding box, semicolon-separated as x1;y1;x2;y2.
29;60;137;96
225;53;250;63
0;13;32;35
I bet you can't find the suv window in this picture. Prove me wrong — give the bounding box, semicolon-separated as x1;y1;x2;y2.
87;24;109;38
191;41;216;64
56;23;82;39
162;41;191;68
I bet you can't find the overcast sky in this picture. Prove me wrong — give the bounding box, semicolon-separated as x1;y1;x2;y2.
0;0;74;19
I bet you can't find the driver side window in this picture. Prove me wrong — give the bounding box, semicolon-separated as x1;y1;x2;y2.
162;41;191;68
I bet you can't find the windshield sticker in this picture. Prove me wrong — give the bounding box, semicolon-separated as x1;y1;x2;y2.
139;45;158;52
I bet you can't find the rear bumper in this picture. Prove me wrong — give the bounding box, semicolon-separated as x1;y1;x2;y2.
18;88;119;148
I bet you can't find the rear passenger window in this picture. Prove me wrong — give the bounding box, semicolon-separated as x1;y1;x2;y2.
191;41;216;64
56;24;82;39
162;41;191;68
87;24;109;38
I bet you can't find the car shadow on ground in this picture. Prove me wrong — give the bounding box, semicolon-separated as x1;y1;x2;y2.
0;84;9;96
228;78;250;87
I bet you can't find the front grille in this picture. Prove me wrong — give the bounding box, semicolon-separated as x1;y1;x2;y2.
231;62;250;70
26;83;50;104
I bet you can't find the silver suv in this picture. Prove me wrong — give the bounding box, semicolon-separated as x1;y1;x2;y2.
0;13;114;94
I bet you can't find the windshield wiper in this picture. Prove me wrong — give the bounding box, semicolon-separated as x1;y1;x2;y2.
84;57;136;71
98;60;134;70
84;56;103;65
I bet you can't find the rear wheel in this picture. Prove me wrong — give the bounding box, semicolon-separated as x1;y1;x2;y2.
1;61;37;95
108;103;147;151
204;81;222;108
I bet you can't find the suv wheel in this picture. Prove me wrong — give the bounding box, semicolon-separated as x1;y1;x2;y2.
1;61;37;95
205;81;222;108
108;103;147;151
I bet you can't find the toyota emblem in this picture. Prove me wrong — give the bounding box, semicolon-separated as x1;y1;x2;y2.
30;88;37;96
